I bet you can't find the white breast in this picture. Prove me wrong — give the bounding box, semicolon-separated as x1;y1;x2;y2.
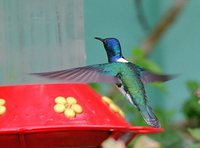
116;58;128;63
116;83;135;106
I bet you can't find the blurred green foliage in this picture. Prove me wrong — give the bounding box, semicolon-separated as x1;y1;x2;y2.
130;48;168;93
188;128;200;148
182;81;200;148
188;128;200;141
183;81;200;127
131;48;162;73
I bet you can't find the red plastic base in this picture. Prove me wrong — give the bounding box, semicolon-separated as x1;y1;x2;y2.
0;84;163;147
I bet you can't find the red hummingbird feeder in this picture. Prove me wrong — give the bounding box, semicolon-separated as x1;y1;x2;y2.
0;84;163;148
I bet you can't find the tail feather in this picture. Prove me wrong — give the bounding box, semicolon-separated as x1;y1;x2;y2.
140;104;161;128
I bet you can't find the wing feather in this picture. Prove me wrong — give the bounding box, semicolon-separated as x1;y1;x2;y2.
132;64;176;84
30;63;120;84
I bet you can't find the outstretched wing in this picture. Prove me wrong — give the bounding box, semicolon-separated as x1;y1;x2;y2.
30;63;120;84
133;64;176;84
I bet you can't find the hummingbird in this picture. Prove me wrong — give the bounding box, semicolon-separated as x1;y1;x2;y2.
31;37;174;128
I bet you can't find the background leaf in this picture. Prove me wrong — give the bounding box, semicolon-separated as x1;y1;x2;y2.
188;128;200;141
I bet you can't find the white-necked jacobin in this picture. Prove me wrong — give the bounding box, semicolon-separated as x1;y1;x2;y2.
31;37;175;128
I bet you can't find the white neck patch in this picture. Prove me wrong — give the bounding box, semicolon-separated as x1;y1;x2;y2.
116;57;128;63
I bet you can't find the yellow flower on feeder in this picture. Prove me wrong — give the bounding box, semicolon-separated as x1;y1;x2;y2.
0;98;6;116
102;96;125;117
54;96;83;118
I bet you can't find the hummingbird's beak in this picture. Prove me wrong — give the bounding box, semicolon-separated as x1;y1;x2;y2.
94;37;104;42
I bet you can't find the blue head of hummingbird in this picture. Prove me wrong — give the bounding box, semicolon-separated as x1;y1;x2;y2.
94;37;127;63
